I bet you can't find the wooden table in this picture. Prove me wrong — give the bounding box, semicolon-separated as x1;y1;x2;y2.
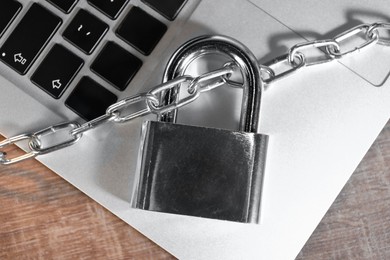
1;121;389;259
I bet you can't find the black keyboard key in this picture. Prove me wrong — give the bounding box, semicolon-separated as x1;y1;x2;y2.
91;42;142;91
88;0;128;20
116;7;166;55
63;9;108;54
66;77;117;121
0;0;22;37
31;44;83;99
46;0;78;14
0;3;61;75
142;0;186;21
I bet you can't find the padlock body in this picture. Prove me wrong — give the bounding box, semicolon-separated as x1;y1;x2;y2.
133;121;268;223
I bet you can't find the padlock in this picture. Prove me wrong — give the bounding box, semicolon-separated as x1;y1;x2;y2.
132;36;268;223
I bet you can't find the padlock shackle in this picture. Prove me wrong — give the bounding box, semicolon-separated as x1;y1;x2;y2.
161;35;263;133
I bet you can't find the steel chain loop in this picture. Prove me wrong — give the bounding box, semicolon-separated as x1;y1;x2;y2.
0;122;81;165
262;52;306;84
1;22;388;165
107;93;160;123
326;24;379;58
367;22;390;46
288;39;340;66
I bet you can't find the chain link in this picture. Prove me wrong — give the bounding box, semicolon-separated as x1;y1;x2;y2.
326;24;379;58
0;122;81;165
367;22;390;46
107;93;159;123
288;39;340;66
1;22;389;165
262;53;306;84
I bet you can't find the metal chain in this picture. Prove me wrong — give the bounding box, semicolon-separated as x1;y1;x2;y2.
0;64;238;165
262;22;389;84
1;22;390;165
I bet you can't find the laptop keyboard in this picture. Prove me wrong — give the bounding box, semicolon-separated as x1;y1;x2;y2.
0;0;188;121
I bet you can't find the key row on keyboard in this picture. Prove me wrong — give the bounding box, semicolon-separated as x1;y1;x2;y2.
47;0;187;21
0;3;168;65
62;7;167;56
0;3;163;91
0;0;187;121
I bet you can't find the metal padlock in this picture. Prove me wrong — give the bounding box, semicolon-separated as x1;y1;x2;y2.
132;36;268;223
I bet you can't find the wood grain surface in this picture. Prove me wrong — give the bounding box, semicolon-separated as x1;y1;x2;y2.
1;120;389;260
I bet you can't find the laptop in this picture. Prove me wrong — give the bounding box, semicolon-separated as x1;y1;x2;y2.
0;0;389;259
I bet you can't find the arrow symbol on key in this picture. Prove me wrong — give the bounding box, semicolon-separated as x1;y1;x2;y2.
14;53;23;63
52;79;62;89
